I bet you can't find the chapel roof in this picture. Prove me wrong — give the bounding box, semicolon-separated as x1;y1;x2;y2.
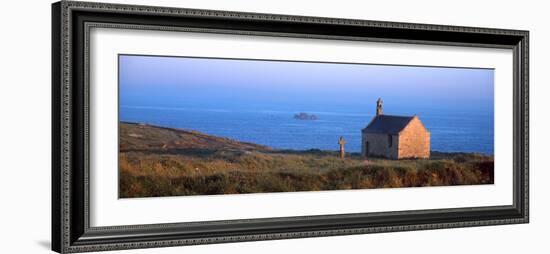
362;115;415;134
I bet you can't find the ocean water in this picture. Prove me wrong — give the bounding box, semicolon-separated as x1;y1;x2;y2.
120;105;494;155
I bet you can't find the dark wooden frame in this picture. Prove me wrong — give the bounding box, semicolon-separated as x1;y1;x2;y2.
52;1;529;253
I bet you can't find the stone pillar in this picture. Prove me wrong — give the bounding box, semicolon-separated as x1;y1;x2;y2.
338;136;346;160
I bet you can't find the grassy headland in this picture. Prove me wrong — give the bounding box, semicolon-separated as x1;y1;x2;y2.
119;122;494;198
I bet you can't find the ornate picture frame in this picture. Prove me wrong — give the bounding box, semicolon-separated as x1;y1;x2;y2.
52;1;529;253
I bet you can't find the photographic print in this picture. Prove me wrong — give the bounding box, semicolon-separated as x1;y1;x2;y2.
52;4;529;251
118;54;494;198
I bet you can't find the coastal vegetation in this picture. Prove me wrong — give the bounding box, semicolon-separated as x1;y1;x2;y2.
119;122;494;198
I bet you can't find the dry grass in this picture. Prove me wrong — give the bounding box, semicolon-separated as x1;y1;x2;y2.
119;149;493;198
119;122;493;198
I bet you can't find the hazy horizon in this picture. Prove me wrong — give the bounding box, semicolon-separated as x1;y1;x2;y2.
119;55;494;114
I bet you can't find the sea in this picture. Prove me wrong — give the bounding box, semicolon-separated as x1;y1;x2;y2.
120;105;494;155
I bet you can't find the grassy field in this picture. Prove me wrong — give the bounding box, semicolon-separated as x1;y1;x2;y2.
119;122;494;198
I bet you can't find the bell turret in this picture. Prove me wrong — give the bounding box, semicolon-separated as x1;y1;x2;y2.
376;98;383;116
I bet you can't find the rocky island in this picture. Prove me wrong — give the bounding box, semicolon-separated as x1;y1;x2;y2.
294;112;318;120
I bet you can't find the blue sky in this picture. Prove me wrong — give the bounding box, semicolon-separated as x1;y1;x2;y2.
119;55;494;114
